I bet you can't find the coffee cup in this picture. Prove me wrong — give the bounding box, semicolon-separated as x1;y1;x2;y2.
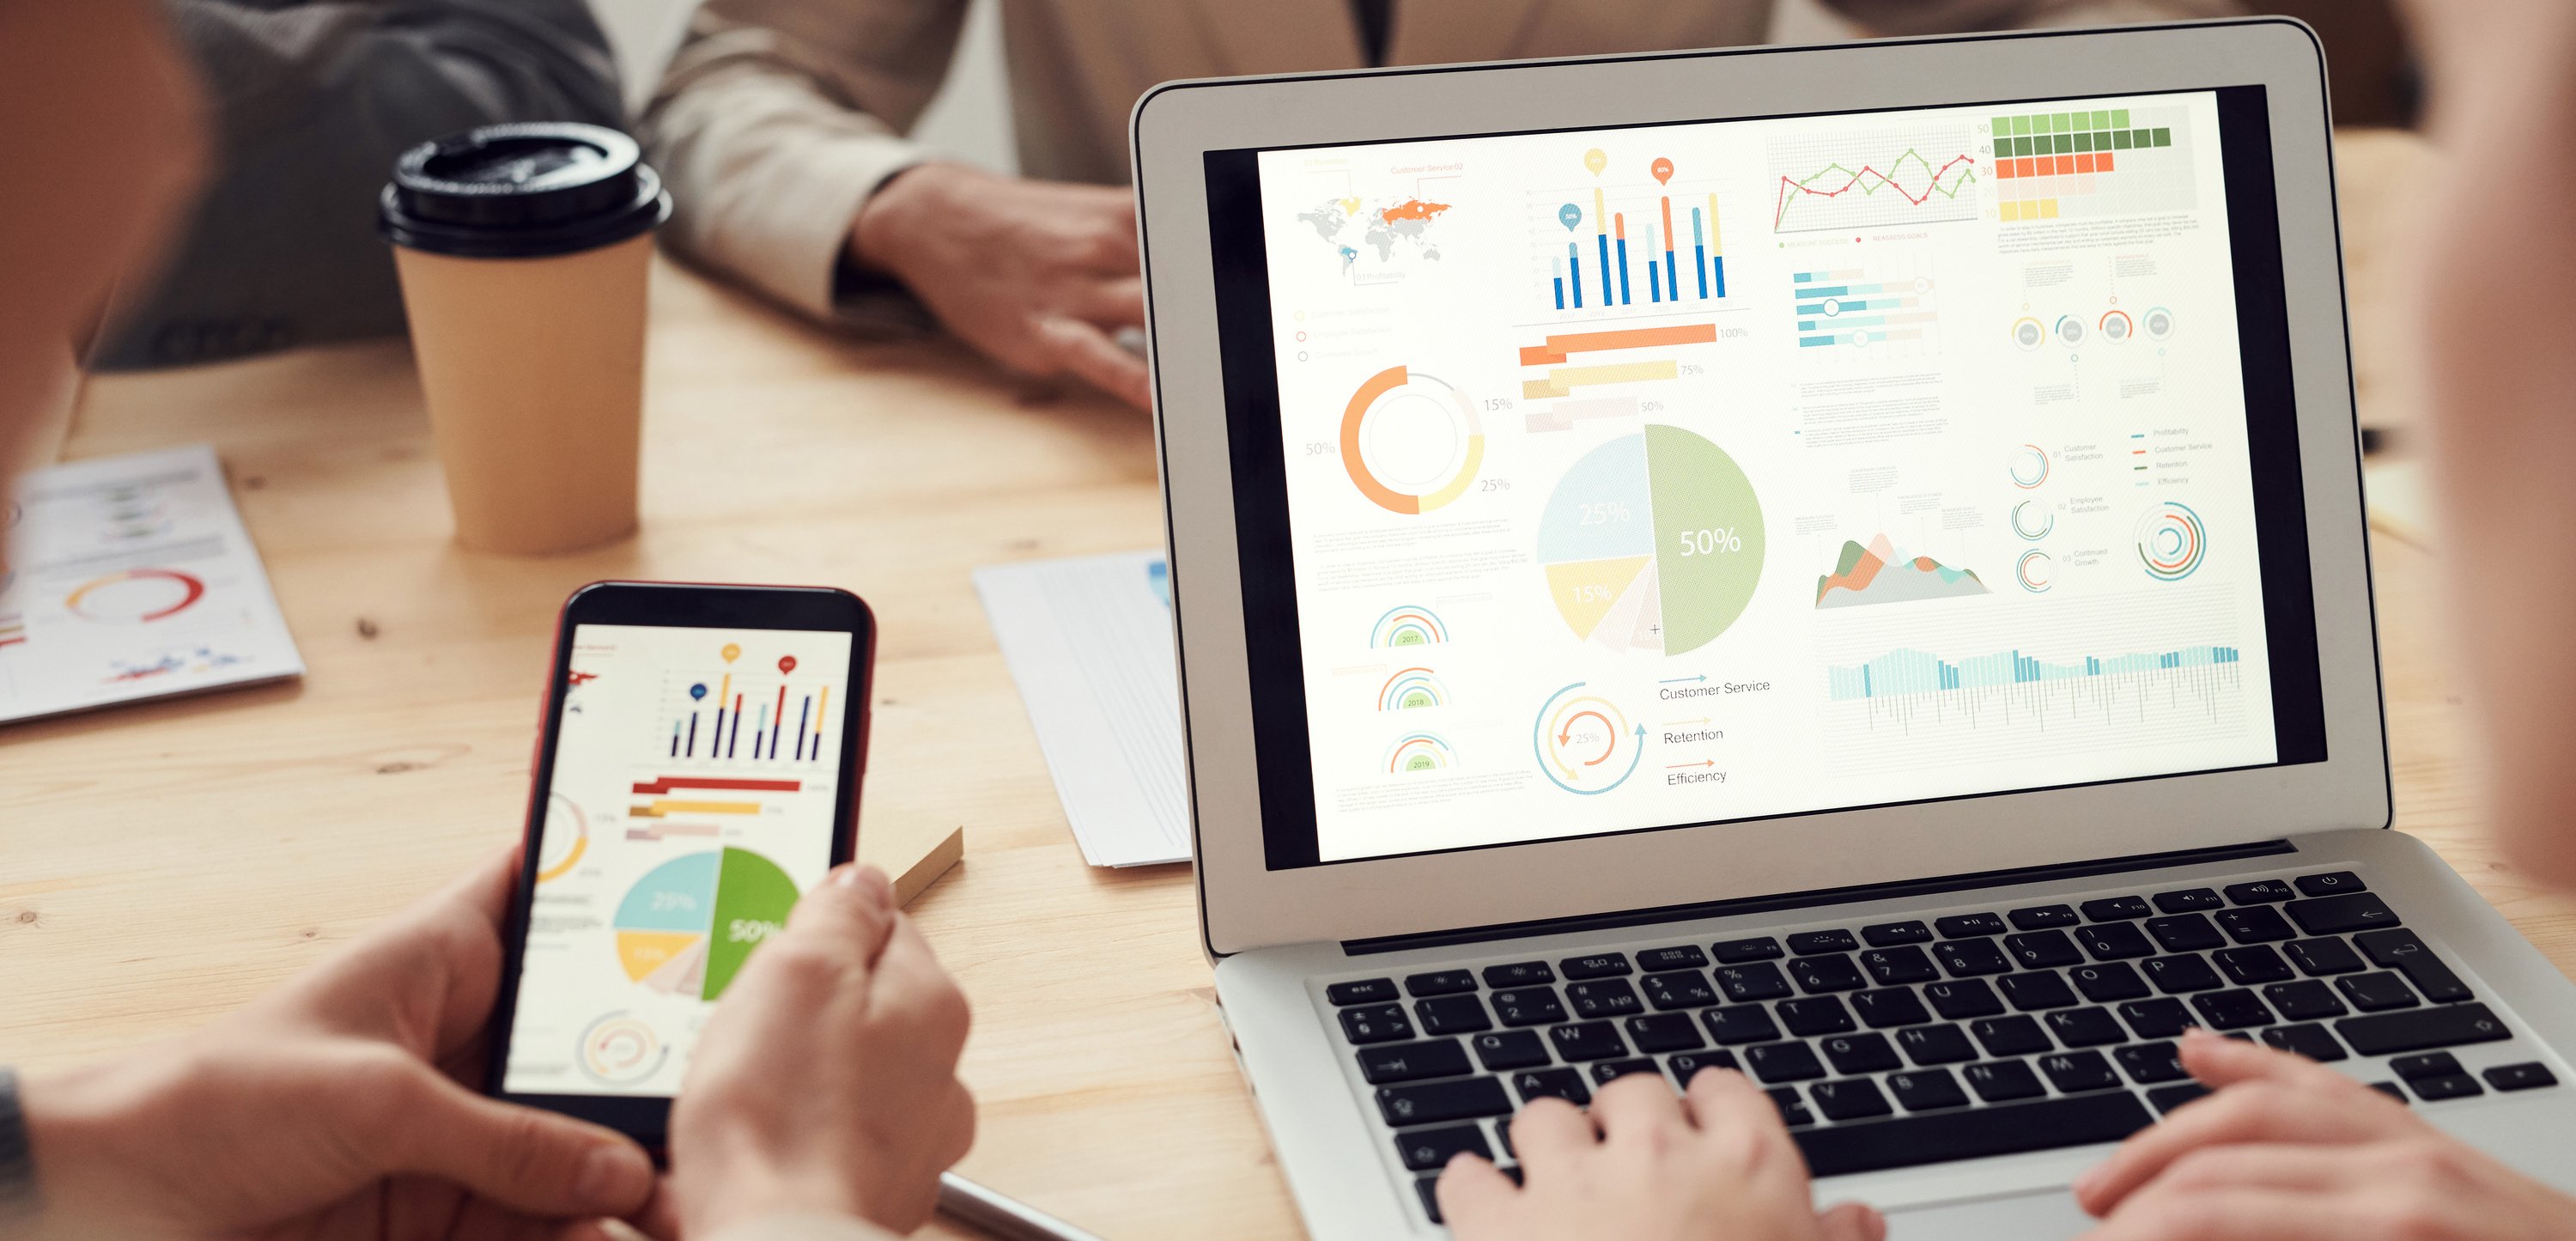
379;123;670;556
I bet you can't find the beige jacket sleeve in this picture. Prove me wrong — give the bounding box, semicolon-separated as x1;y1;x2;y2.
1824;0;2243;34
641;0;967;324
701;1210;902;1241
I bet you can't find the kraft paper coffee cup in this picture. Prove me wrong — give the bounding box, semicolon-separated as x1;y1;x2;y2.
380;124;671;556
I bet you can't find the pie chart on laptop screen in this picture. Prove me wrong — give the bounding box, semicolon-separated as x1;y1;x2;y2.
1538;425;1765;656
611;847;799;1001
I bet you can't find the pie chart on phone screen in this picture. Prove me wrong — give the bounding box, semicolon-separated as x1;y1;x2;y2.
611;847;799;1001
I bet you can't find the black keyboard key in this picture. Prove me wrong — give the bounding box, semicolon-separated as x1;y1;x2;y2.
1566;980;1643;1019
2286;893;2400;937
1470;1030;1549;1071
2082;895;2153;922
1641;970;1720;1011
2225;879;2296;904
2215;946;2296;985
1789;1092;2153;1177
1490;988;1566;1027
2010;904;2081;930
1625;1013;1706;1054
2070;963;2151;1003
2154;888;2226;913
2285;938;2366;976
1405;970;1478;997
1560;952;1632;980
2045;1007;2129;1048
1777;996;1856;1037
1711;936;1784;964
2147;1083;2212;1114
1591;1057;1665;1086
2390;1051;2462;1080
1548;1020;1629;1062
2485;1062;2557;1092
1637;945;1709;971
2117;998;2200;1039
1766;1086;1817;1127
1328;978;1398;1006
1935;939;2013;976
1963;1059;2048;1102
1395;1123;1490;1171
1789;955;1867;994
2263;980;2348;1021
1716;963;1794;1002
2409;1073;2482;1100
1923;979;2006;1019
1935;913;2007;938
1851;987;1934;1029
2370;1081;2410;1104
2004;930;2085;970
2216;906;2297;944
2353;928;2474;1003
1744;1041;1827;1083
1789;929;1859;955
1415;995;1492;1035
1358;1038;1473;1085
2114;1041;2189;1083
2190;989;2275;1030
2143;954;2225;995
2260;1023;2348;1062
2075;923;2156;960
2041;1049;2122;1092
1886;1068;1971;1111
1898;1024;1980;1065
1971;1014;2053;1057
1822;1032;1903;1074
1378;1076;1511;1126
1509;1068;1592;1106
2337;971;2420;1013
1703;1004;1783;1046
2000;971;2081;1011
1340;1004;1414;1044
1861;946;1940;986
1667;1049;1739;1085
1808;1077;1895;1122
2295;871;2367;897
2147;914;2227;953
1483;961;1554;988
1862;921;1933;946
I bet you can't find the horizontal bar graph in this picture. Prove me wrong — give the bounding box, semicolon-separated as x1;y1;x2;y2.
1790;269;1936;350
630;799;762;818
1522;359;1678;400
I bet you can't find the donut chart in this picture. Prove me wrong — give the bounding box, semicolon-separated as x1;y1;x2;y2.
1532;684;1643;794
2135;502;2207;581
1340;366;1485;514
65;568;204;623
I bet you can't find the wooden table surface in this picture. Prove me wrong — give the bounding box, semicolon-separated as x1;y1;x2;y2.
7;129;2573;1240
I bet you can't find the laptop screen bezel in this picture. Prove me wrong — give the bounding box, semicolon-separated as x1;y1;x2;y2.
1133;20;2387;958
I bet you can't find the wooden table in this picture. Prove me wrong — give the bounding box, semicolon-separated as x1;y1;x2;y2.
8;130;2575;1240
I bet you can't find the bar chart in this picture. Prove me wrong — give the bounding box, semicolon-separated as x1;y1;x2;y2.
1790;263;1941;353
664;670;832;764
1516;323;1724;432
1537;149;1732;317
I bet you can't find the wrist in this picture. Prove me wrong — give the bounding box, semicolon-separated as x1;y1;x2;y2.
681;1159;874;1238
845;161;977;278
15;1057;187;1238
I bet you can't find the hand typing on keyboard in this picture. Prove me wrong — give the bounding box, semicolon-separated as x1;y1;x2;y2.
1435;1068;1885;1241
2071;1029;2576;1239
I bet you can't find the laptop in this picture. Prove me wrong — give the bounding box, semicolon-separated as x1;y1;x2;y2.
1131;18;2576;1238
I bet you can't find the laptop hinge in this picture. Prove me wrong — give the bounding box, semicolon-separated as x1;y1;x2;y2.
1341;839;2299;956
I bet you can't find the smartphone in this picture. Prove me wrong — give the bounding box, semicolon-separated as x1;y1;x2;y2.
484;581;875;1147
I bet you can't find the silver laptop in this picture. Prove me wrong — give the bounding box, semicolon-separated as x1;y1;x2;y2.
1132;18;2576;1238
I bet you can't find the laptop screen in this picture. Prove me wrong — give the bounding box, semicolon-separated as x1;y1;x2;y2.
1200;86;2329;869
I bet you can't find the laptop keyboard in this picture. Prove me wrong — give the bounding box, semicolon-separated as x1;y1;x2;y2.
1318;869;2562;1226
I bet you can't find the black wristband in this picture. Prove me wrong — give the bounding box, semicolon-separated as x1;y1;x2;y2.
0;1068;35;1220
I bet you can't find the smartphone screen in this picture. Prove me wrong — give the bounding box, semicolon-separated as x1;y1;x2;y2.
494;593;865;1113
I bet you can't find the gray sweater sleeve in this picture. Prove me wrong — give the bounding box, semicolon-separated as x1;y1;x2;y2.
94;0;625;370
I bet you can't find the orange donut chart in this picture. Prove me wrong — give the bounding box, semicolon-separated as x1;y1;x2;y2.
1339;366;1486;515
65;568;205;622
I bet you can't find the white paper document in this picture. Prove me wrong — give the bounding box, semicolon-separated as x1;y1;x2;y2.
0;444;304;724
974;550;1190;867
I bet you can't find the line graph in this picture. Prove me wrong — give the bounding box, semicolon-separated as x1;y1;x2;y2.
1768;127;1981;234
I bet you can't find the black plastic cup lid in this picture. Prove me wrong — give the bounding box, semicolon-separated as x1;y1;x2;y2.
379;122;671;259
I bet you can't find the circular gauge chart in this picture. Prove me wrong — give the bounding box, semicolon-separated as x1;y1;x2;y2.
536;794;587;883
2135;502;2208;581
2055;315;2087;347
2144;307;2177;341
2012;317;2047;350
1370;605;1448;648
577;1012;666;1086
1340;366;1485;514
2099;309;2135;344
1532;684;1641;794
612;847;799;1002
2016;550;2055;593
1385;733;1455;774
1376;666;1449;710
2011;501;2056;540
1536;426;1765;656
66;568;204;622
2009;445;2051;490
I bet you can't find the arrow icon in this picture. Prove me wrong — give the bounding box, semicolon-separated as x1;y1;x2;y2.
1666;760;1717;770
1659;675;1707;684
1664;716;1712;727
